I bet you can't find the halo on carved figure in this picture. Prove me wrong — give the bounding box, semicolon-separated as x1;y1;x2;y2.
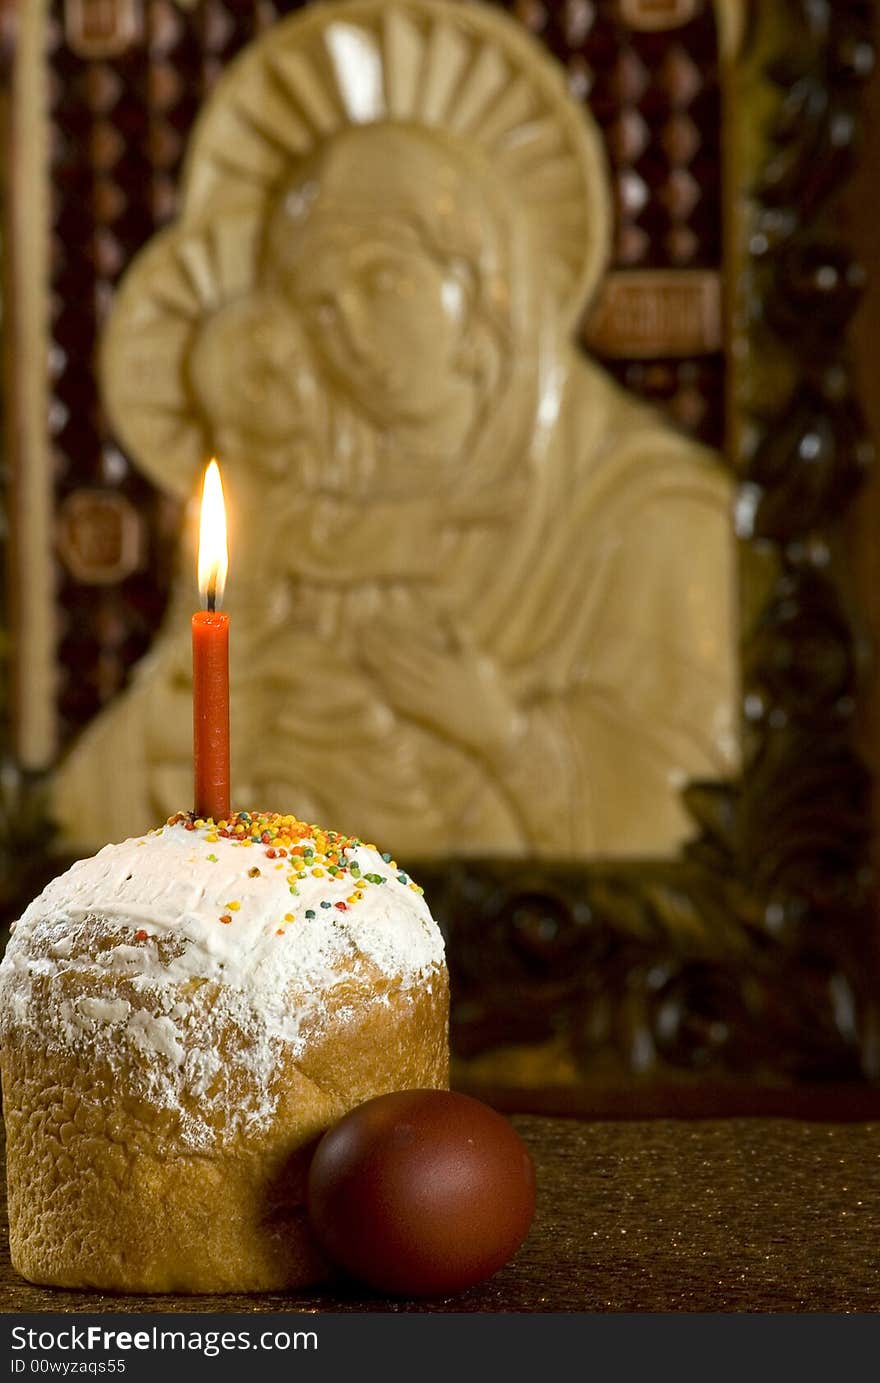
101;0;613;497
181;0;611;307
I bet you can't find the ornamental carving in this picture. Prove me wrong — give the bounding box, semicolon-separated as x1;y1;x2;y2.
64;0;141;58
56;490;143;585
619;0;700;31
584;269;722;357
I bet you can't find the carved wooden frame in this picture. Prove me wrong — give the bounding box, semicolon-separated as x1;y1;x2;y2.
0;0;877;1094
423;0;880;1093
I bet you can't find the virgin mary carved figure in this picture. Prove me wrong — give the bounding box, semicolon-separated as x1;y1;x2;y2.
54;0;737;859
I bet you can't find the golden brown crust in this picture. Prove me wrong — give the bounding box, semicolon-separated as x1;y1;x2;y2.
1;968;449;1292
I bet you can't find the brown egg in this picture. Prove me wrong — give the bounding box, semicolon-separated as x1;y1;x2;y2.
306;1089;536;1297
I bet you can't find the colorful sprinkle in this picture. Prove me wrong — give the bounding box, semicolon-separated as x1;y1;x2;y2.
163;811;428;926
135;929;148;942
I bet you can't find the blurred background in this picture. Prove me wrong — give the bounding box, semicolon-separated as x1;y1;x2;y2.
2;0;879;1113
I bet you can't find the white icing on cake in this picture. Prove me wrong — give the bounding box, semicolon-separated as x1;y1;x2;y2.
0;817;446;1149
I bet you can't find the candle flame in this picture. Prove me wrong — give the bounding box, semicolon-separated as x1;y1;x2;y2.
197;460;228;611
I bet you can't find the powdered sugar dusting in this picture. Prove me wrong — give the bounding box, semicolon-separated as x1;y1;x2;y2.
0;820;446;1149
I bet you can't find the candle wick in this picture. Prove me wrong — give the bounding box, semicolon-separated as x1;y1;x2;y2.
206;576;216;614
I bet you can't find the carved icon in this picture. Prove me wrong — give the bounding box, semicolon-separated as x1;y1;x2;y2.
53;0;737;860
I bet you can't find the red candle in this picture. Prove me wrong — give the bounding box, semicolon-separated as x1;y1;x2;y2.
193;460;230;822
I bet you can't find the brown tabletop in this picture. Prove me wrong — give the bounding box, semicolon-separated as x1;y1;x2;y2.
2;1116;880;1313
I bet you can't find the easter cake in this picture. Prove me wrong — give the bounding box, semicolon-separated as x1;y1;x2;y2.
0;811;448;1292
